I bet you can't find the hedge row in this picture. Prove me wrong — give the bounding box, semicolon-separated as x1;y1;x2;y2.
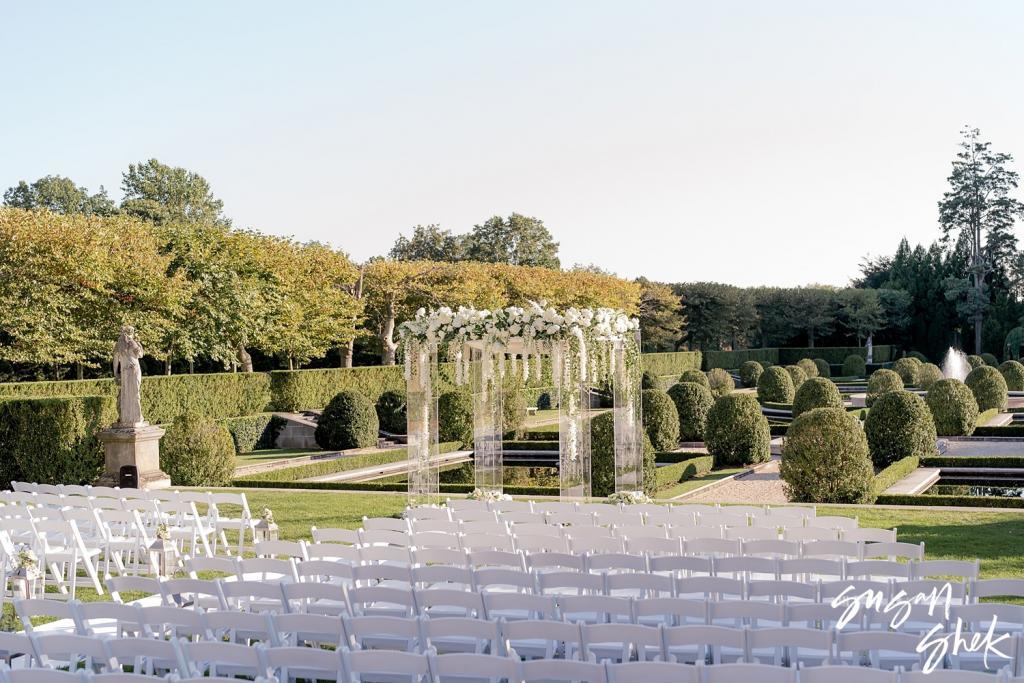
654;451;712;464
641;351;702;376
921;456;1024;468
221;413;286;453
703;349;778;370
971;425;1024;437
654;455;714;491
231;479;560;496
871;456;920;496
233;441;462;483
778;346;893;365
503;440;558;451
876;494;1024;509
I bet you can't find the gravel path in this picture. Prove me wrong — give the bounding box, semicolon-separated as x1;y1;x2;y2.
683;457;789;504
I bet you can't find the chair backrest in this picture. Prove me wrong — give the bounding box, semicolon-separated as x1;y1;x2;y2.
482;592;558;621
343;648;430;683
311;526;360;545
429;652;520;683
861;541;924;561
701;663;797;683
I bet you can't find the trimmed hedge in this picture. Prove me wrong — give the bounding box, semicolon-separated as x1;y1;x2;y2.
785;365;808;391
641;371;658;391
667;382;714;442
918;363;944;391
703;348;778;370
872;455;920;495
705;393;771;467
779;345;893;365
965;365;1008;412
792;377;843;418
758;366;795;404
642;351;702;376
925;379;979;437
0;395;116;488
438;391;473;447
922;455;1024;468
973;425;1024;437
591;411;656;497
780;407;875;504
739;361;764;388
892;358;921;386
842;354;867;377
375;390;407;434
876;494;1024;509
221;413;286;453
160;413;236;487
967;355;985;370
315;390;379;450
864;390;938;467
642;389;680;451
679;370;710;388
999;360;1024;392
813;359;830;379
705;368;735;399
654;455;714;491
796;358;819;379
271;366;405;413
866;369;903;407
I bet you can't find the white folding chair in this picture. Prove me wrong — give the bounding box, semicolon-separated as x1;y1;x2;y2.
346;586;417;618
205;610;277;646
208;492;255;555
429;652;520;683
674;576;743;601
708;600;785;629
271;612;346;648
74;601;145;639
182;640;265;679
702;663;797;683
862;542;924;561
538;571;604;596
31;633;113;673
311;527;361;545
581;623;663;662
605;572;673;599
264;645;346;683
105;637;188;676
160;578;226;610
746;627;833;667
558;595;633;625
138;605;212;641
634;597;708;628
842;528;896;544
834;630;926;670
661;624;746;664
421;617;503;654
474;568;536;594
482;592;558;621
342;647;431;683
605;660;701;683
502;620;584;660
218;579;288;613
415;588;485;618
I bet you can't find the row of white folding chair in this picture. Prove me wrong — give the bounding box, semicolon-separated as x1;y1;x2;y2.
0;520;105;600
442;498;819;518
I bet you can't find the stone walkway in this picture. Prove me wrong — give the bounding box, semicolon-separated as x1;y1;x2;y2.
684;457;789;504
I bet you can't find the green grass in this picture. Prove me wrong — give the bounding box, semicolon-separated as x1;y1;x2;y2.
234;448;322;464
657;468;746;498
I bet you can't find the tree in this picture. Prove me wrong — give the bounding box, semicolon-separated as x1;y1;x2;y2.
121;159;229;225
938;127;1024;353
636;278;684;351
389;224;465;261
676;282;756;351
464;213;560;268
3;175;116;215
785;287;836;347
837;288;884;346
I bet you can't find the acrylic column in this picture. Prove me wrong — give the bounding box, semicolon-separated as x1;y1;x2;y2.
554;340;591;499
612;333;644;494
471;346;504;494
406;342;440;507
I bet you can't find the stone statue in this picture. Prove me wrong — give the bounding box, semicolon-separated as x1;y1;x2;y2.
112;325;146;428
236;344;253;373
866;334;874;365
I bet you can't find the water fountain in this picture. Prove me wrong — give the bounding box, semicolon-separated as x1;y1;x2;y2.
941;347;970;381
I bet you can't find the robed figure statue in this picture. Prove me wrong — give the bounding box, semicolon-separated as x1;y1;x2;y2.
113;325;146;427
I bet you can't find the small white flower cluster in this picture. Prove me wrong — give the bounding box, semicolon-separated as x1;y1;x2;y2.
467;488;513;502
261;507;275;524
607;491;653;505
14;545;40;579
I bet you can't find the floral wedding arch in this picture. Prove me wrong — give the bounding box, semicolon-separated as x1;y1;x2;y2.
399;303;644;504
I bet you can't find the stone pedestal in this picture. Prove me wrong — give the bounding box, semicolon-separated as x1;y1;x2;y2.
97;424;171;490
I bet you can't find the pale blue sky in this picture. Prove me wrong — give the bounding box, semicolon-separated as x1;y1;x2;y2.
2;1;1023;286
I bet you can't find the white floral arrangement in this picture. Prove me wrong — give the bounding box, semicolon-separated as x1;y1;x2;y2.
155;523;170;541
260;507;275;524
15;546;40;579
467;488;513;502
608;491;652;505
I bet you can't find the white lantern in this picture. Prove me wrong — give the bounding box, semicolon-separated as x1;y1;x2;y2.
148;537;177;578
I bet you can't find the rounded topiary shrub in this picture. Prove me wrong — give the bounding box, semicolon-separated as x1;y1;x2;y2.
642;389;680;451
536;392;553;410
813;358;831;379
842;354;867;377
315;390;379;450
917;363;944;392
591;411;656;497
780;407;875;504
641;371;658;391
965;365;1008;412
437;391;472;446
982;352;999;368
757;366;794;404
502;389;527;439
739;361;764;388
866;369;904;407
796;358;819;379
785;365;808;391
864;390;938;467
908;351;928;363
967;354;985;370
679;369;710;388
667;381;714;442
706;368;735;399
926;379;979;437
161;413;236;487
792;377;844;418
375;390;407;434
705;393;771;467
999;360;1024;392
892;357;921;386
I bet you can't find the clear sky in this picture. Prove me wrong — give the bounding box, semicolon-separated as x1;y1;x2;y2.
3;1;1023;287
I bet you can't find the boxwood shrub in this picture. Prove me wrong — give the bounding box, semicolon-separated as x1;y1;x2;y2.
679;369;710;388
160;413;236;487
965;365;1008;412
642;389;680;451
842;354;867;377
314;390;379;450
917;363;944;391
967;355;985;370
739;361;764;388
221;413;286;453
704;393;771;467
866;369;904;407
785;365;808;391
925;379;979;437
591;411;656;497
813;358;831;378
705;368;735;399
0;395;116;488
792;377;843;418
757;366;795;404
892;357;921;386
641;371;658;391
982;352;999;367
667;381;714;442
796;358;819;379
780;407;874;504
999;360;1024;392
864;390;938;467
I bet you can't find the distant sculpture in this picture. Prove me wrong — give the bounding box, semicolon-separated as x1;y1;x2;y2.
113;325;146;427
236;344;253;373
865;335;874;365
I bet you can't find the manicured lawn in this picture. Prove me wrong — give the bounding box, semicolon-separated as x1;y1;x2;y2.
658;468;746;499
235;448;321;465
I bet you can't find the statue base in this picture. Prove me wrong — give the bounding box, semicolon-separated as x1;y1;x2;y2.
97;424;171;490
